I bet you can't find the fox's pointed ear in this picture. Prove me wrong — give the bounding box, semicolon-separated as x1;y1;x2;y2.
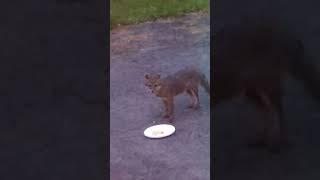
144;73;149;79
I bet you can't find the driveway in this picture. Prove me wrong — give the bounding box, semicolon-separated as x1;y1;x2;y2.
110;13;210;180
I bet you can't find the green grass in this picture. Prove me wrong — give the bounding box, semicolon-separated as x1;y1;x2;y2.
110;0;209;29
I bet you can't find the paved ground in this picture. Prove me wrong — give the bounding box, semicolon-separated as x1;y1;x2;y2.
214;0;320;179
110;13;210;180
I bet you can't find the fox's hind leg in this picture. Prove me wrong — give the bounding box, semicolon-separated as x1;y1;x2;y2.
186;89;196;108
264;90;288;152
190;87;200;109
247;88;287;152
186;81;200;109
259;92;283;152
186;86;200;110
246;90;269;147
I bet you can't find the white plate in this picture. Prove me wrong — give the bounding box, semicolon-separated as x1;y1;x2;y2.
144;124;175;139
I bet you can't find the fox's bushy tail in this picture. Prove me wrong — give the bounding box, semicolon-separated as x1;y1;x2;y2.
290;40;320;101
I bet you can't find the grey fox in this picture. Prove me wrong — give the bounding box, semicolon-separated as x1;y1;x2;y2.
145;66;210;121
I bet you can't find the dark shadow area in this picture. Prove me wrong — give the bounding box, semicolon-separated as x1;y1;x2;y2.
213;1;320;179
0;1;108;179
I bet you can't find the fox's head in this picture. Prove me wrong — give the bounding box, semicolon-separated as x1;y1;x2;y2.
144;73;162;94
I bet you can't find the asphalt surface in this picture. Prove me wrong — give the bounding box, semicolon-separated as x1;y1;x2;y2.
110;13;210;180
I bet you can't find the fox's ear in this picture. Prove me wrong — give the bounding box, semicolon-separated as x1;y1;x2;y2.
144;74;149;79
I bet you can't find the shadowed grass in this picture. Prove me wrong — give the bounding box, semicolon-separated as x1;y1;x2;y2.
110;0;209;29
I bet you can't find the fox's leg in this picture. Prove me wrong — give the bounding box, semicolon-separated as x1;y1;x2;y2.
190;87;200;109
258;92;282;152
246;91;269;147
250;88;286;152
246;86;286;152
186;89;196;108
263;90;288;152
161;98;170;118
166;96;174;122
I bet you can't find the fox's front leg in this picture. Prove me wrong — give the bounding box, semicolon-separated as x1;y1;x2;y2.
163;97;174;122
161;98;170;118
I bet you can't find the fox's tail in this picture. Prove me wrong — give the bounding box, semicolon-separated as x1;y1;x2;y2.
289;39;320;101
199;72;210;96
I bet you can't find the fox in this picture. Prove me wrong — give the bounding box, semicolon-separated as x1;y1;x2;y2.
213;18;320;152
144;66;210;122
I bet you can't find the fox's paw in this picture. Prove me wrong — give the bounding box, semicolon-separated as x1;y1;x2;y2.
163;114;170;118
168;117;174;123
187;104;200;110
163;114;174;119
193;104;201;110
187;104;194;109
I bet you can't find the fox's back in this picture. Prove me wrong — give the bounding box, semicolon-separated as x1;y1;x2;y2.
173;66;202;82
160;67;201;93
